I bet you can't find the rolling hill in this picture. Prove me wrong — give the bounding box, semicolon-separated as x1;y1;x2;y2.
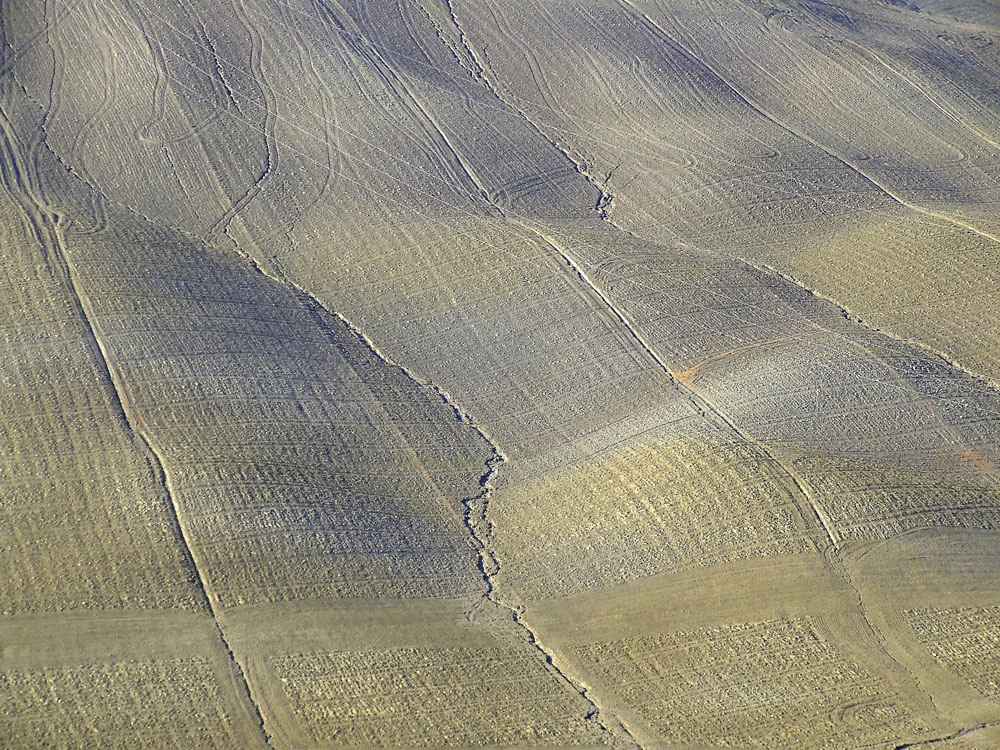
3;0;1000;746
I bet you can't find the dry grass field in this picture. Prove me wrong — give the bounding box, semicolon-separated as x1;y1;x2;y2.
2;0;1000;746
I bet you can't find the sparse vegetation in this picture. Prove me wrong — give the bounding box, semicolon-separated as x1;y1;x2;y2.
3;0;1000;746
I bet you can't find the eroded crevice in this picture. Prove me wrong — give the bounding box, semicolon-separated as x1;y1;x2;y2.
313;287;634;746
457;444;642;747
441;0;632;234
219;231;638;745
893;720;1000;749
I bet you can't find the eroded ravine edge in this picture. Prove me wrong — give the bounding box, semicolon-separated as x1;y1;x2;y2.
230;243;639;747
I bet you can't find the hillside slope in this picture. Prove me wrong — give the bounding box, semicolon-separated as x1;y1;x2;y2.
3;0;1000;747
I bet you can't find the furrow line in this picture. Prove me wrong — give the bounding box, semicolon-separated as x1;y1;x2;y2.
525;222;840;551
751;260;1000;394
617;0;1000;249
54;209;272;750
0;100;271;745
